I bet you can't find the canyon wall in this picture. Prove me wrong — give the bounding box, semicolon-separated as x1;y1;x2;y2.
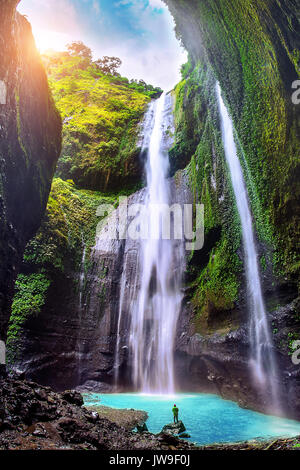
163;0;300;418
0;0;61;340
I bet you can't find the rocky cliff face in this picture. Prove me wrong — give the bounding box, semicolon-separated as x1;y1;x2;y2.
174;298;300;419
164;0;300;288
0;0;62;340
163;0;300;418
8;171;192;392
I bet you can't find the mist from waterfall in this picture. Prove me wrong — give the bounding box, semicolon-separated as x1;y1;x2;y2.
216;83;281;411
127;93;184;394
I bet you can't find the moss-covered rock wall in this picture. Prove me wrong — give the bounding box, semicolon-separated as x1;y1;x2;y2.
170;59;243;334
164;0;300;291
163;0;300;417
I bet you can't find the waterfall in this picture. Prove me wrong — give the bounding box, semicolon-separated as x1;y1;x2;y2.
127;93;184;394
216;83;281;411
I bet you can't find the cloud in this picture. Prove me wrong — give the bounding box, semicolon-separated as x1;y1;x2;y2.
148;0;165;11
17;0;187;90
108;0;187;89
92;0;100;15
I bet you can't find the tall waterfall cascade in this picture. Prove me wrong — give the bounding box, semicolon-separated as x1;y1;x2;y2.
129;93;184;394
216;83;281;411
114;93;186;394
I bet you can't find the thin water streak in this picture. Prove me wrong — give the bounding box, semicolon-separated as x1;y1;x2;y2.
216;82;281;412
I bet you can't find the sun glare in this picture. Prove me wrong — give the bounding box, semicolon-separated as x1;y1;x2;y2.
32;28;70;53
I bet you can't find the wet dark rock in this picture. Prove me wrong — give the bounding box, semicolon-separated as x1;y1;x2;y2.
179;433;191;438
0;365;6;380
0;376;197;450
31;424;48;438
162;421;186;435
157;432;181;446
136;422;148;433
174;297;300;420
9;369;25;380
60;390;84;407
76;381;114;393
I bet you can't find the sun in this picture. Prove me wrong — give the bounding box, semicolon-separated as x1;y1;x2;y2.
32;28;71;53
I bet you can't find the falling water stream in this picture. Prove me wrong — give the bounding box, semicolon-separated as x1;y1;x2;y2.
128;93;184;394
216;83;281;411
114;86;280;405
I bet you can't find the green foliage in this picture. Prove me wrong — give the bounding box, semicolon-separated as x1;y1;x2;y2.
173;58;242;332
42;51;162;191
287;332;300;356
7;177;122;361
192;238;241;313
7;273;51;361
260;255;267;272
24;177;117;271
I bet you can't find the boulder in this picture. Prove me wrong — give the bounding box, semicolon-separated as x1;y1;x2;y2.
157;432;180;446
60;390;84;407
0;376;197;450
161;421;186;435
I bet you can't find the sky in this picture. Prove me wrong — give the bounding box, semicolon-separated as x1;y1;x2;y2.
17;0;187;90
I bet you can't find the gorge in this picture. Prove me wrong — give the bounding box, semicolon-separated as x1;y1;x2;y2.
0;0;300;446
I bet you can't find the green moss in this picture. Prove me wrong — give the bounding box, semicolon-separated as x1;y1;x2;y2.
287;332;300;356
173;59;242;332
260;255;267;272
7;273;51;363
192;238;241;315
24;177;119;271
164;0;300;290
43;53;162;192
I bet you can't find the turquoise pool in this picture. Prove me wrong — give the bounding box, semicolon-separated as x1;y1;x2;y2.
83;392;300;446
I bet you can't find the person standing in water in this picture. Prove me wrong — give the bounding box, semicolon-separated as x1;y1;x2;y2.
172;404;179;423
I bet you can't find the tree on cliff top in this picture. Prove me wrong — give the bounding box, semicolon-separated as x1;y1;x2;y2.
94;56;122;76
67;41;92;60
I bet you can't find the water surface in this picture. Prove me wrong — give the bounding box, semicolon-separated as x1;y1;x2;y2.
84;392;300;445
